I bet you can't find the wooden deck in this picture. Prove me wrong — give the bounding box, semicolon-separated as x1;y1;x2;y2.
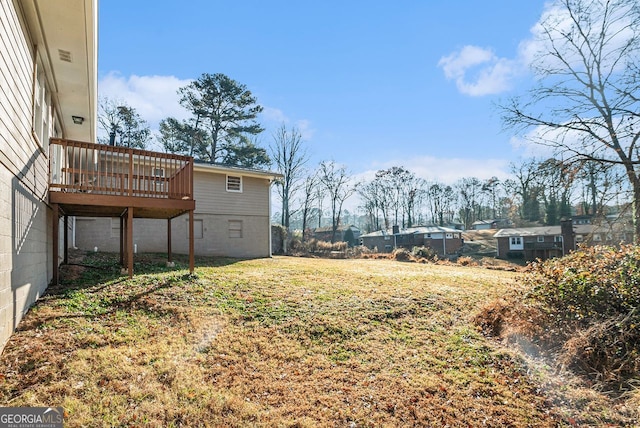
48;138;195;281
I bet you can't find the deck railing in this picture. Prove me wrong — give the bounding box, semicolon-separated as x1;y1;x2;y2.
49;138;193;200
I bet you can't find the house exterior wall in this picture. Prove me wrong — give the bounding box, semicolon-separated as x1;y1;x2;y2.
74;170;273;258
423;236;463;255
0;1;55;350
361;235;394;252
361;233;463;255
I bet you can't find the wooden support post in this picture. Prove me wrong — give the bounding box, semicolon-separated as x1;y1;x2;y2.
189;210;194;274
127;207;134;278
167;218;173;263
52;204;60;286
119;215;124;267
63;215;69;264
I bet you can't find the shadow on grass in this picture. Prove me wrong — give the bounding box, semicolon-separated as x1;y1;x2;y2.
49;251;242;294
13;251;244;338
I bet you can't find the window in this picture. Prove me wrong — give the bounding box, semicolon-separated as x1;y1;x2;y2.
554;235;563;242
537;236;545;243
32;56;53;150
446;233;453;239
509;236;524;250
226;175;242;192
228;220;243;238
384;235;390;241
593;234;601;242
576;235;584;243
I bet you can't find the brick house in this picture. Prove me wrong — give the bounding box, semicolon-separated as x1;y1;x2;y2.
360;226;463;256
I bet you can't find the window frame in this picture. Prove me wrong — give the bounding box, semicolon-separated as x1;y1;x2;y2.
226;175;243;193
32;48;53;152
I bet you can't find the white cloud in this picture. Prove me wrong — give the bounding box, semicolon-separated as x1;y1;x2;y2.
261;106;288;124
440;0;639;96
99;72;192;127
438;46;520;96
99;72;316;151
359;155;511;184
260;107;316;140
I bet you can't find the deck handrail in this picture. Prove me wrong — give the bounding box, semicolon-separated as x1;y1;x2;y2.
49;138;193;200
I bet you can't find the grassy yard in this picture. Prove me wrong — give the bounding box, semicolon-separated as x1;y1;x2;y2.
0;253;635;427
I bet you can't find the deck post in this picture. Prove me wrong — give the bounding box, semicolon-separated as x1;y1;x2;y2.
167;218;173;266
127;207;134;278
119;215;124;267
52;204;59;286
189;210;194;274
63;215;69;264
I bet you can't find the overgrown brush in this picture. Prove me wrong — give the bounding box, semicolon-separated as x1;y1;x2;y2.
288;238;347;255
475;245;640;390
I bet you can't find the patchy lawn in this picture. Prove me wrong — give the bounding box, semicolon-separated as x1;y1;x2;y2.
0;253;635;427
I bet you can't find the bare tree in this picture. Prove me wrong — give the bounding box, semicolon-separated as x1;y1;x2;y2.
270;124;308;231
299;172;319;242
427;182;454;226
318;161;355;242
501;0;640;241
98;97;150;149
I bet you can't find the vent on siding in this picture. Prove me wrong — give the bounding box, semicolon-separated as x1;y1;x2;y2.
58;49;72;62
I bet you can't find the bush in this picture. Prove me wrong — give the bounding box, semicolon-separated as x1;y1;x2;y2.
525;245;640;324
412;246;438;261
457;256;477;266
392;248;415;262
476;245;640;389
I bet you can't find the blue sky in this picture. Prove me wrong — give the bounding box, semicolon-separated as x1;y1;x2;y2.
98;1;549;183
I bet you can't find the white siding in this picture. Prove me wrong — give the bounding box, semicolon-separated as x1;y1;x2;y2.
193;171;270;216
0;1;55;350
74;169;274;259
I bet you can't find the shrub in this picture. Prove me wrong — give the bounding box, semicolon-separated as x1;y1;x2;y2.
457;256;476;266
412;246;438;261
392;248;415;262
476;244;640;389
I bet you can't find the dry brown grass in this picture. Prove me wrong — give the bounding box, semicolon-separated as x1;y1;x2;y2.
0;253;635;426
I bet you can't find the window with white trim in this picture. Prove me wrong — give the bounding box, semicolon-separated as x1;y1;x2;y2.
32;54;53;150
226;175;242;192
537;236;545;243
228;220;243;238
554;235;563;242
509;236;523;250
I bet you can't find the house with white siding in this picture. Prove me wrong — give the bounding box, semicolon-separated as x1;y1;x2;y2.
0;0;97;349
74;163;279;259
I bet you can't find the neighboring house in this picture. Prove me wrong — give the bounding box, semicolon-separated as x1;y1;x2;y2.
0;0;97;350
360;226;463;256
571;215;593;225
74;163;279;258
313;225;361;245
472;218;512;230
494;219;633;261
